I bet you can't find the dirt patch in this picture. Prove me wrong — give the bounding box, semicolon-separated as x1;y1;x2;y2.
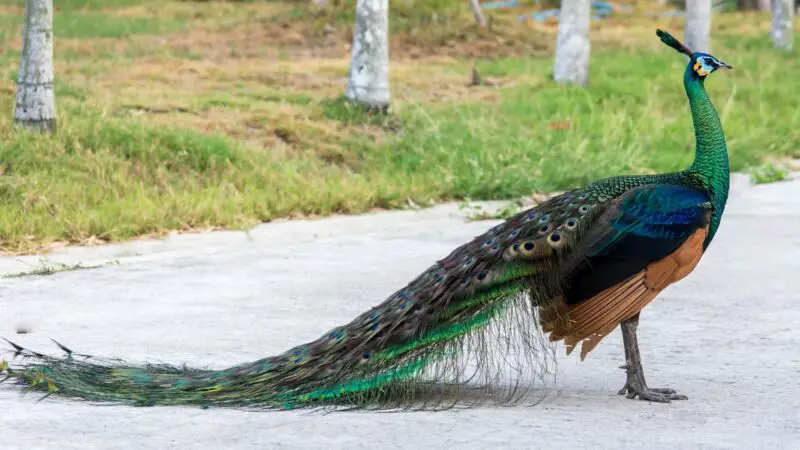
82;54;511;110
69;53;511;159
113;8;559;63
136;17;347;60
114;5;719;66
0;5;22;15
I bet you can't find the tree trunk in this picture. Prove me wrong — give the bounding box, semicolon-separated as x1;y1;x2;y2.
685;0;712;53
15;0;56;134
553;0;590;86
345;0;391;112
772;0;793;50
469;0;488;27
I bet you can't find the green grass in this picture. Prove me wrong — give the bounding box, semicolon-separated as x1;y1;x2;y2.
384;45;799;200
57;13;186;39
0;0;186;43
0;2;797;253
0;11;186;44
0;12;185;40
749;162;791;184
2;259;118;279
0;0;148;9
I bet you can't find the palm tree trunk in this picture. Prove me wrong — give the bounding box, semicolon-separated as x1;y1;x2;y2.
685;0;712;53
15;0;56;134
469;0;488;27
345;0;391;112
553;0;590;86
772;0;794;50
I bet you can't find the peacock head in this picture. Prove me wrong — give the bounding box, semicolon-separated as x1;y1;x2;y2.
656;29;732;79
689;53;732;78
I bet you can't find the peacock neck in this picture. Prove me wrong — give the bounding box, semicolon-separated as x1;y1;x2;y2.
683;64;730;245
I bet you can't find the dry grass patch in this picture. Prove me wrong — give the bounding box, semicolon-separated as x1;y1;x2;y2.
68;53;519;156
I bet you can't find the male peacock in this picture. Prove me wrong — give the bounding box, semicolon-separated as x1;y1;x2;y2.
2;30;732;408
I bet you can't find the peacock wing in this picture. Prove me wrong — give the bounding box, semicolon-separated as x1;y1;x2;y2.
542;184;713;360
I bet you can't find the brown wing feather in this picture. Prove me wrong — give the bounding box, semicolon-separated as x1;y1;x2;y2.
542;225;709;360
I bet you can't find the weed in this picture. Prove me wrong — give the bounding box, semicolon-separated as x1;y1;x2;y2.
749;163;790;184
2;259;119;279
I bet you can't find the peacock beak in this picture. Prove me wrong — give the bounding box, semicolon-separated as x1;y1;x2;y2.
718;60;733;70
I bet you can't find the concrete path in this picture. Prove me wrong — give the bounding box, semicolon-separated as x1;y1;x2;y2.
2;174;799;449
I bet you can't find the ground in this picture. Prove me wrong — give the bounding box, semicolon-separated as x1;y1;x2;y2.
2;173;798;449
1;1;799;253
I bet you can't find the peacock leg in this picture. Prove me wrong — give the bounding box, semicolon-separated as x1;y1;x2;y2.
617;313;688;403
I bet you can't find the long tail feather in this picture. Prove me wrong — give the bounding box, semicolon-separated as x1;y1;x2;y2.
2;255;559;410
2;186;606;409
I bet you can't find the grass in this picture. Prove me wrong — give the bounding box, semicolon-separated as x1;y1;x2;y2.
304;0;466;33
749;162;791;184
0;0;148;8
459;200;526;222
0;8;186;40
0;1;798;253
2;259;118;279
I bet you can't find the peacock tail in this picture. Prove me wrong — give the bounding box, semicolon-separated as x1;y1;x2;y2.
1;29;731;410
0;174;711;410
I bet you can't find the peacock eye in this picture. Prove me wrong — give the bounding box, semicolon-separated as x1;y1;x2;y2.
704;57;715;66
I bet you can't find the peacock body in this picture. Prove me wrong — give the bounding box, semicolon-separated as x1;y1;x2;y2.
1;30;732;409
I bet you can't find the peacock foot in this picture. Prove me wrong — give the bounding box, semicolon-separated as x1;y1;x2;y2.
617;383;688;402
617;364;688;402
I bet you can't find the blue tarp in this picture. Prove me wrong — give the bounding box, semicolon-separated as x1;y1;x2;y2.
481;0;521;9
478;1;683;23
477;1;653;22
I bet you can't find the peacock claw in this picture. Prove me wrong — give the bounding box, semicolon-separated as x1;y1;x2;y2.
617;383;688;402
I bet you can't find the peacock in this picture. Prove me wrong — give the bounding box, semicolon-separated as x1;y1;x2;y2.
1;30;732;409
